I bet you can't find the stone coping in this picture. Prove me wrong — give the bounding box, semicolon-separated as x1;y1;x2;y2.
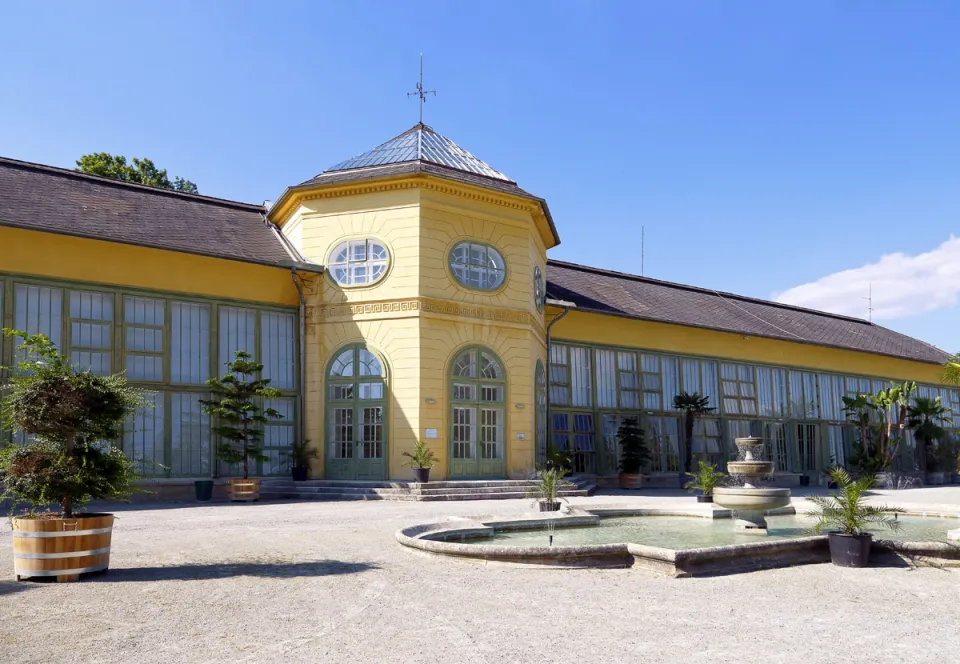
396;505;960;577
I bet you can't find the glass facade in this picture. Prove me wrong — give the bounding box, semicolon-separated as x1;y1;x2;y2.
549;341;958;475
0;275;298;478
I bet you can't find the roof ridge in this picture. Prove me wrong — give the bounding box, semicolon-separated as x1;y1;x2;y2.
546;258;873;326
0;155;264;211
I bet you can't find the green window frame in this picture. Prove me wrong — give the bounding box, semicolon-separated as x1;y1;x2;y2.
449;241;506;291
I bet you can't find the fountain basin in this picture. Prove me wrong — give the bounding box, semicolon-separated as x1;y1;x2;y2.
712;487;791;512
725;461;775;476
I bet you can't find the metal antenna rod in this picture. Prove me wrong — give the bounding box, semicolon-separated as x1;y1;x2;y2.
862;282;874;322
641;226;645;276
407;53;436;124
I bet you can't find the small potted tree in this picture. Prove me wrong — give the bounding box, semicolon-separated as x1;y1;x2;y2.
402;440;438;483
906;396;952;485
684;460;726;503
201;351;282;502
290;439;317;482
0;331;142;582
617;417;650;489
809;468;904;567
527;467;574;512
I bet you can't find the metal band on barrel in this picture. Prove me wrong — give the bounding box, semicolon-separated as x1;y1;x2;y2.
12;527;113;538
14;546;112;560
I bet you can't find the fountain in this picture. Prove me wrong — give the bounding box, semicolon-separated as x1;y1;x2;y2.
712;437;791;535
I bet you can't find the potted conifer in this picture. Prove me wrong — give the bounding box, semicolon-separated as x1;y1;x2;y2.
201;351;283;502
617;417;650;489
0;331;142;582
809;468;904;567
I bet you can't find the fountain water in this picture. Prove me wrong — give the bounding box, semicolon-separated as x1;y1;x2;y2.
712;437;791;535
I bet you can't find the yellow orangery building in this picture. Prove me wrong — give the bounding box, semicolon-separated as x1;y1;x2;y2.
0;123;954;489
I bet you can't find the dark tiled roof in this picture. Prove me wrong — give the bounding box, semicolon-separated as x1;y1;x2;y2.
546;260;950;365
0;156;294;266
322;123;512;181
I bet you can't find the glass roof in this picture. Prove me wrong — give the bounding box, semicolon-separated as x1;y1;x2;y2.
324;124;512;182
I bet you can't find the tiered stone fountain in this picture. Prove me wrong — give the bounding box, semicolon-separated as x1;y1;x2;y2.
712;437;791;535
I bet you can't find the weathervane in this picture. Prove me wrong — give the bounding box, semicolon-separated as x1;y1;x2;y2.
407;53;435;124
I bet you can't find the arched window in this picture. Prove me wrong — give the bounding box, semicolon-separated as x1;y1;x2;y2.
449;241;506;290
328;239;389;287
536;359;547;466
326;345;387;480
449;347;506;478
534;266;545;313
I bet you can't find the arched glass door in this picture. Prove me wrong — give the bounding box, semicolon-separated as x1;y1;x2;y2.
326;345;387;480
450;347;506;478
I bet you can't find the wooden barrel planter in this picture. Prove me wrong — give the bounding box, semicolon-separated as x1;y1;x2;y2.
227;478;261;502
12;514;114;583
619;473;645;489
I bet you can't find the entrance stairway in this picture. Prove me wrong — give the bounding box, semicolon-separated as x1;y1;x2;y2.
258;477;595;502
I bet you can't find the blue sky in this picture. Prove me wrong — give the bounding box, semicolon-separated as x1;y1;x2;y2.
1;1;958;353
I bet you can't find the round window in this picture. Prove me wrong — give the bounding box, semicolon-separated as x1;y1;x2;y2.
534;266;544;312
449;241;506;290
328;239;389;287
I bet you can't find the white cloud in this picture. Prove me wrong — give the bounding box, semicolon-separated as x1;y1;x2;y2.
774;236;960;320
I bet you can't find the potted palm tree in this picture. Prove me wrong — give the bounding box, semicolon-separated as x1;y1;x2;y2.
684;460;726;503
809;468;904;567
527;467;574;512
201;351;283;502
617;417;650;489
290;439;317;482
402;441;438;483
673;392;715;485
906;397;953;484
0;331;143;582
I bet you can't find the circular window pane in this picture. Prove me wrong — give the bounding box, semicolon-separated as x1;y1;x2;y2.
449;241;506;290
328;239;390;287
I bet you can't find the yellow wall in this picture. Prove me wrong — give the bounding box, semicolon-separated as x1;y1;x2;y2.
551;308;943;384
0;225;298;306
296;177;549;479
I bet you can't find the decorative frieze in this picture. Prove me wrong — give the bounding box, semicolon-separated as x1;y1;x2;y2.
308;297;534;326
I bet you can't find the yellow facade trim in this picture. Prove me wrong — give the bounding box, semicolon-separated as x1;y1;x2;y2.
270;174;557;248
550;308;944;384
308;296;538;328
0;225;299;306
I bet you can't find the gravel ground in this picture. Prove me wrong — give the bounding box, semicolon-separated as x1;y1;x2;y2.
2;491;960;664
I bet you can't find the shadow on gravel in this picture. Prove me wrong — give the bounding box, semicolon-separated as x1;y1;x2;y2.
95;560;378;582
0;580;35;596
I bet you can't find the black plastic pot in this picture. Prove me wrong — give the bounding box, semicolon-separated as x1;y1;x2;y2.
539;501;561;512
827;532;873;567
194;480;214;502
412;468;430;483
799;475;811;487
697;495;713;503
291;466;308;482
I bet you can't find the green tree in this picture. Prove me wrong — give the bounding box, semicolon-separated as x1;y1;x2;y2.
0;330;144;517
673;391;715;474
201;351;282;480
617;417;650;474
906;396;952;471
843;381;916;472
944;354;960;386
76;153;199;194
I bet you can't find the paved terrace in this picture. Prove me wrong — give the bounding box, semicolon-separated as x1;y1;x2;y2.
2;487;959;664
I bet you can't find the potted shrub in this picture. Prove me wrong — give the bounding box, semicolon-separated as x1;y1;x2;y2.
809;467;904;567
402;440;438;483
201;351;283;502
684;460;726;503
290;439;317;482
617;417;650;489
526;468;573;512
0;331;142;582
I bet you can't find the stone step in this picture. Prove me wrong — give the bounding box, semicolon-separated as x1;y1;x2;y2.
261;479;548;490
258;485;594;502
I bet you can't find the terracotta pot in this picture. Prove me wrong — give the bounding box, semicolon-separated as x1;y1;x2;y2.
12;514;114;583
619;473;645;489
